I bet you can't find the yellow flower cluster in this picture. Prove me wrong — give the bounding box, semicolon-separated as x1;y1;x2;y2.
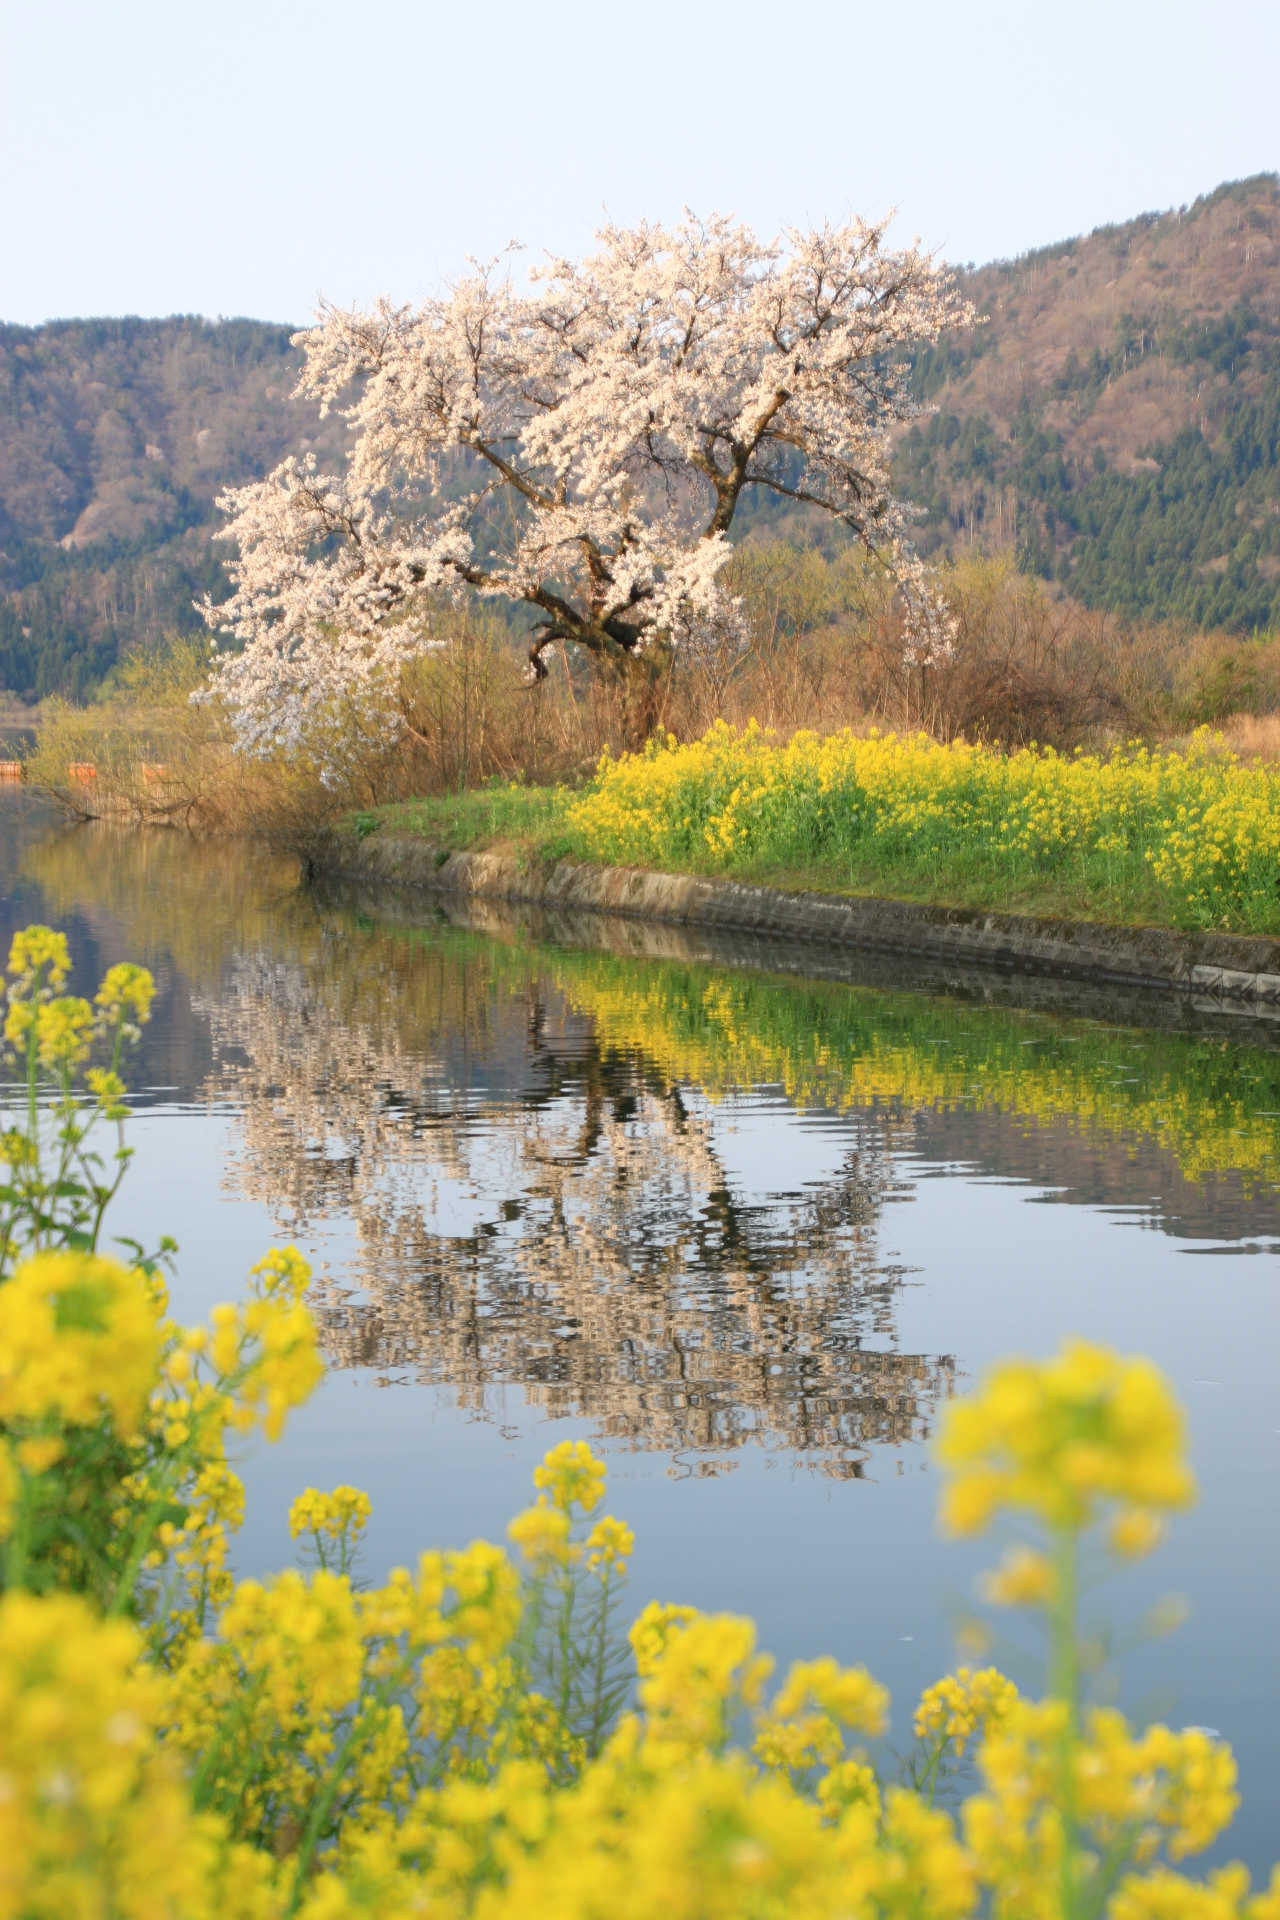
6;926;72;991
162;1522;531;1864
508;1502;576;1568
4;928;155;1073
636;1611;774;1753
0;1241;320;1625
980;1545;1058;1608
93;961;156;1027
914;1668;1020;1759
134;1250;323;1636
565;721;1280;929
754;1657;891;1779
937;1338;1197;1537
206;1248;324;1442
289;1486;373;1545
289;1485;372;1576
0;1589;273;1920
2;925;158;1285
532;1437;607;1513
630;1599;701;1677
585;1514;633;1575
507;1439;628;1579
0;1251;159;1444
966;1699;1244;1908
7;1414;1280;1920
1112;1865;1280;1920
223;1570;366;1718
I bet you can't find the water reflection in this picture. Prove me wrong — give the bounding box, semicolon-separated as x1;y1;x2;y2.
6;796;1280;1466
195;934;948;1462
4;794;1277;1874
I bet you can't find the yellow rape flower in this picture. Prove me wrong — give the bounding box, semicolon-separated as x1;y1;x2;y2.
532;1438;607;1514
0;1588;268;1920
980;1546;1057;1607
767;1656;889;1737
1111;1508;1170;1558
638;1611;774;1752
249;1244;313;1302
477;1744;976;1920
753;1704;845;1777
290;1485;373;1544
937;1340;1196;1536
297;1828;425;1919
414;1643;503;1750
585;1514;633;1574
94;961;156;1026
1111;1864;1280;1920
29;996;95;1069
565;720;1280;936
507;1502;578;1568
629;1599;701;1678
817;1756;881;1824
359;1541;523;1662
85;1066;129;1118
914;1667;1020;1757
6;925;70;990
964;1697;1241;1911
220;1568;365;1718
0;1250;160;1440
200;1249;322;1442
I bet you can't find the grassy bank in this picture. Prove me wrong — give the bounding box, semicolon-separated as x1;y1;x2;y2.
355;722;1280;936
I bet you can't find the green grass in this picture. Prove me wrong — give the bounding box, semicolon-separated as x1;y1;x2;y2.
371;785;573;853
345;784;1206;932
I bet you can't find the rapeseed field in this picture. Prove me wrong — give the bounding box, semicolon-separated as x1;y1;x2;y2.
560;722;1280;932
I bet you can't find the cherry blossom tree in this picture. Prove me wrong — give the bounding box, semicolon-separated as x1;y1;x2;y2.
201;212;975;754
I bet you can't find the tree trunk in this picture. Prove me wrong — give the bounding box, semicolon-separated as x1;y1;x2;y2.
605;642;675;751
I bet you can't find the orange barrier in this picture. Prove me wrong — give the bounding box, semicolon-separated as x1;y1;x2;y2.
0;762;21;782
67;763;98;781
141;763;168;782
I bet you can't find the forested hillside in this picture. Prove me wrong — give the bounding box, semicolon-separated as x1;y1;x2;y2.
2;173;1278;700
0;317;345;699
896;173;1280;631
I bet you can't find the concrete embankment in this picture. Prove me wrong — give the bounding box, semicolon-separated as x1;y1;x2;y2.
318;835;1280;1011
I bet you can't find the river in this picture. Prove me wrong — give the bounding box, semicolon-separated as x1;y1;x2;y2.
2;790;1277;1870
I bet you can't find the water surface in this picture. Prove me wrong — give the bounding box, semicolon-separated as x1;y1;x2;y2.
2;791;1278;1871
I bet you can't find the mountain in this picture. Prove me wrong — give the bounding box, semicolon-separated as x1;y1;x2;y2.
2;173;1279;700
894;173;1280;631
0;316;345;699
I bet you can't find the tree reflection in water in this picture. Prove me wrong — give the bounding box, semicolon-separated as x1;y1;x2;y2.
24;814;1280;1464
194;930;952;1469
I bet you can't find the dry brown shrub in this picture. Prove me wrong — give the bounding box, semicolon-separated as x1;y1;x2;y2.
656;548;1151;752
919;560;1151;748
21;636;362;849
1218;713;1280;761
1166;630;1280;728
22;637;238;828
24;546;1280;838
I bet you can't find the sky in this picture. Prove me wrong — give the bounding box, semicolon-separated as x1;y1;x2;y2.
1;0;1278;328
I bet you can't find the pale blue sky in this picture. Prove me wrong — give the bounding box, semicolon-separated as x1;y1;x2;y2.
2;0;1277;327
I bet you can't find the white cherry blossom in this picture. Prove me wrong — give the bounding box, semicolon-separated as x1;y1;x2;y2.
201;212;974;750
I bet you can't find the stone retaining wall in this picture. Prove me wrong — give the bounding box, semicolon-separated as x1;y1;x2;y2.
319;835;1280;1006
